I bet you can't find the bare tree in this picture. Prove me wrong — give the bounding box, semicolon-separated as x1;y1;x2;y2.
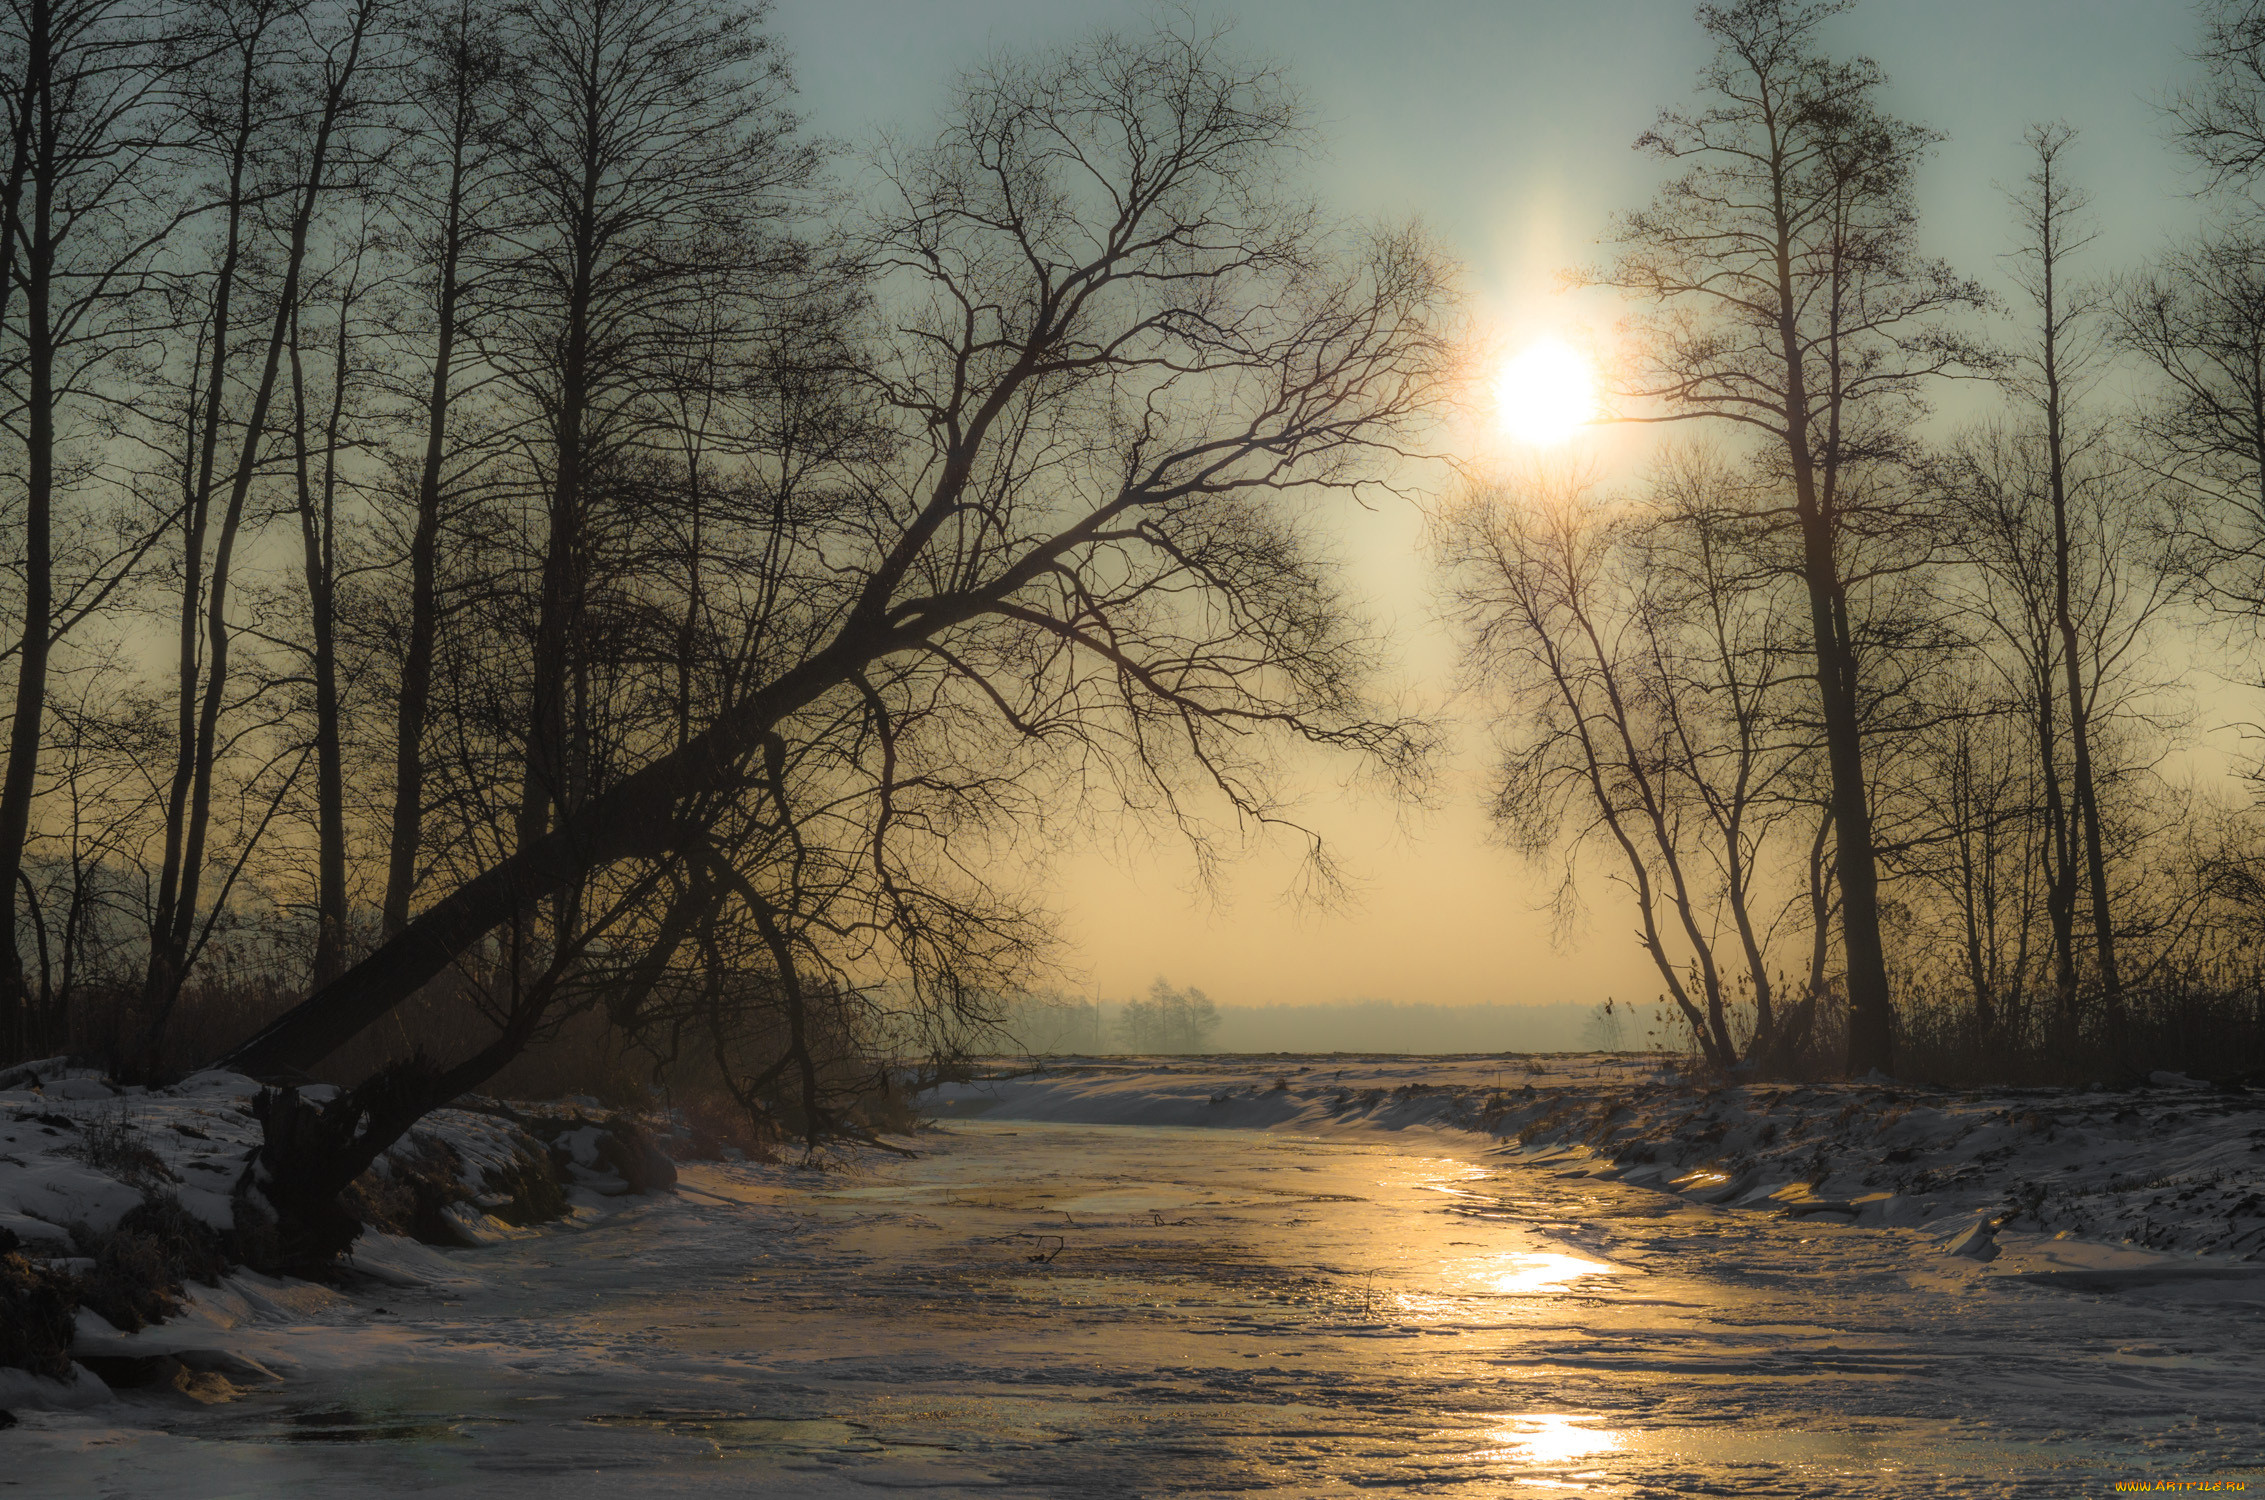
2005;124;2126;1017
2121;229;2265;614
218;21;1454;1241
1941;425;2173;1024
2170;0;2265;194
1440;459;1819;1071
283;209;379;989
140;0;379;1056
1119;980;1219;1053
1583;0;1993;1074
476;0;814;897
1633;451;1830;1062
1941;425;2081;1007
374;0;506;935
0;0;190;1054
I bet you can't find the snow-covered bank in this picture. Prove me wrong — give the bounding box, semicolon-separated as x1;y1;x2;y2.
924;1053;2265;1264
0;1061;676;1408
2;1069;2259;1493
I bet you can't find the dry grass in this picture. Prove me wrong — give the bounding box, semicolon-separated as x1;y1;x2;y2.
1895;978;2265;1087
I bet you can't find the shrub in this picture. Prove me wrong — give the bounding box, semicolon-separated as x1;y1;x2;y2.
61;1105;173;1192
0;1251;77;1379
72;1193;227;1334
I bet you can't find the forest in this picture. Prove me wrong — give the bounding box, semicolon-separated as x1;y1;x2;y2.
1445;2;2265;1087
0;0;2261;1251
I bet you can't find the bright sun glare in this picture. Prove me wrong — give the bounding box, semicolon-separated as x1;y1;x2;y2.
1484;1251;1617;1296
1482;1414;1625;1468
1493;338;1597;447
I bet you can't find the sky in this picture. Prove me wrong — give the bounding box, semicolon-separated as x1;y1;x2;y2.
767;0;2212;1014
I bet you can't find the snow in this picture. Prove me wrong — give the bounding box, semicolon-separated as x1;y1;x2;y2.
0;1210;69;1249
10;1112;2261;1492
0;1366;111;1412
1;1054;2260;1492
0;1069;655;1265
1;1066;267;1246
0;1066;642;1419
928;1053;2265;1261
3;1140;173;1235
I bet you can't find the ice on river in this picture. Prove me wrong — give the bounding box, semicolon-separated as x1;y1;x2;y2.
5;1057;2264;1494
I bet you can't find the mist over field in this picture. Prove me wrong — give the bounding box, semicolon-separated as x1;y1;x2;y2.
1001;999;1618;1056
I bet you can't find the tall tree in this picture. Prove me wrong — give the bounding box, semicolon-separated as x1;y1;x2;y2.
377;0;504;934
142;0;378;1049
0;0;186;1054
1585;0;1991;1074
2127;3;2265;708
479;0;813;901
218;19;1454;1210
1440;457;1820;1072
2007;124;2123;1021
1942;424;2081;1011
285;224;373;989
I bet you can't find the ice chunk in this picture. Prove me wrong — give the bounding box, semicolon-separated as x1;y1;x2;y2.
1943;1216;2001;1261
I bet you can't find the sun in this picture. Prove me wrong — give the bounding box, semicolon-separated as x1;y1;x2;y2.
1493;338;1597;447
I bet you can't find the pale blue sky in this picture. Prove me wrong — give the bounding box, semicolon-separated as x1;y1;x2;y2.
767;1;2215;1012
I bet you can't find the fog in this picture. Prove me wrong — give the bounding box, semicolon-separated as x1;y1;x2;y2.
999;999;1635;1057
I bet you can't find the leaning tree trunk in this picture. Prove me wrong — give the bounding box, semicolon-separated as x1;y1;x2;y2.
221;626;882;1078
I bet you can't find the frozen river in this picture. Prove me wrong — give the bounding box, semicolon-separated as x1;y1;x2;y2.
11;1120;2263;1496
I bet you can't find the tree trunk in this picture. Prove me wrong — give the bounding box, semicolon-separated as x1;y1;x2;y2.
518;231;594;862
2037;652;2077;1012
382;134;466;935
0;1;51;1057
144;31;261;1032
221;624;888;1078
2043;292;2123;1032
145;9;369;1043
1796;514;1893;1076
1768;163;1894;1076
289;298;350;989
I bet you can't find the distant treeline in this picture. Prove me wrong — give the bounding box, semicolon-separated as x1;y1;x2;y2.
997;995;1638;1057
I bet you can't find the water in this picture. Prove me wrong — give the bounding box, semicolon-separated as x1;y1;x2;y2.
9;1121;2261;1495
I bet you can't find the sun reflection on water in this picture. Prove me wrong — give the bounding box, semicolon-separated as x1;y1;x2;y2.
1478;1413;1625;1467
1477;1250;1617;1295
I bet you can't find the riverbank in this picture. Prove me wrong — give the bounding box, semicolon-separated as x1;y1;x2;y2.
0;1059;673;1410
925;1053;2265;1264
6;1049;2261;1422
6;1113;2262;1494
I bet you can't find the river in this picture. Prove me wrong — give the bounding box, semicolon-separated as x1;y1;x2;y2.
10;1120;2261;1495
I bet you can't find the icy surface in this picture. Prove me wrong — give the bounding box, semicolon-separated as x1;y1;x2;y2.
3;1055;2261;1495
931;1054;2265;1260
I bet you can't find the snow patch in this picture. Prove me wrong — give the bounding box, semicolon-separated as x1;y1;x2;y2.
921;1054;2265;1263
